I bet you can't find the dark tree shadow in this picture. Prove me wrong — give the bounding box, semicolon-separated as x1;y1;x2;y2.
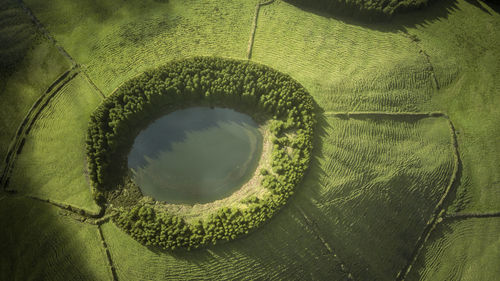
478;0;500;13
0;195;107;280
282;0;498;33
0;0;36;82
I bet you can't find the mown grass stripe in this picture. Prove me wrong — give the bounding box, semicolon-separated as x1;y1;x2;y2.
299;115;453;280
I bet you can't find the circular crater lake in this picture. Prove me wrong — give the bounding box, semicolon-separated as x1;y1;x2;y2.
128;107;262;204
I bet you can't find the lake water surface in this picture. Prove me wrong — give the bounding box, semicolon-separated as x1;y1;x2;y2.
128;107;262;204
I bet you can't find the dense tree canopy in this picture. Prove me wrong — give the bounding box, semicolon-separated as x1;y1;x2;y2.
86;57;316;250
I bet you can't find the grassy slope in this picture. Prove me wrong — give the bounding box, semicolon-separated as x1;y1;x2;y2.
395;0;500;278
407;218;500;281
404;0;500;213
0;196;110;281
24;0;258;95
0;0;70;173
101;206;349;281
254;1;500;279
252;1;436;113
299;116;454;280
9;75;101;212
101;115;453;281
1;0;498;280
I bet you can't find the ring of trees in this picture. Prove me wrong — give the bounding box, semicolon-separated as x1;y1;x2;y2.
86;57;316;250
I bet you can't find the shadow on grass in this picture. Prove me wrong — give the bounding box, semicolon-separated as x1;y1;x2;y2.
283;0;499;32
0;0;36;81
404;219;457;280
0;195;107;280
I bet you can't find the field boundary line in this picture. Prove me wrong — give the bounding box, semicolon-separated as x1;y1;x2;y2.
247;0;275;60
98;224;120;281
1;190;114;223
0;66;80;190
324;111;446;119
296;206;355;280
324;111;461;280
16;0;76;65
401;32;440;90
17;0;107;100
444;211;500;220
65;212;117;226
397;117;461;280
26;194;104;218
81;69;106;99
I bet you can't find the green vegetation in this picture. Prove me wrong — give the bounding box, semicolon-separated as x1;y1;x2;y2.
0;0;70;175
408;217;500;280
87;57;316;250
1;0;499;279
23;0;257;95
0;196;111;281
301;115;454;280
252;1;437;113
285;0;435;20
9;74;102;212
101;207;350;280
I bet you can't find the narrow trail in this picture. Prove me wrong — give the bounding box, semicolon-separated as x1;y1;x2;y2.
296;206;355;280
0;67;79;190
247;0;275;60
98;224;120;281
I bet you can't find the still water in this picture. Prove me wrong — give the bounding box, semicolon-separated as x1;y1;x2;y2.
128;107;262;204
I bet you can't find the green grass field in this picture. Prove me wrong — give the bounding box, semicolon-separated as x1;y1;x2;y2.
0;0;70;173
8;74;101;212
1;0;499;280
0;196;110;281
298;116;454;280
24;0;259;95
408;217;500;281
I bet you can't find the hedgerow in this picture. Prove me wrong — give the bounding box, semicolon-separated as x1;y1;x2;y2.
86;56;315;250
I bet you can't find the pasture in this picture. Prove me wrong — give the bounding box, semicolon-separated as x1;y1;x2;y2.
1;0;499;280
